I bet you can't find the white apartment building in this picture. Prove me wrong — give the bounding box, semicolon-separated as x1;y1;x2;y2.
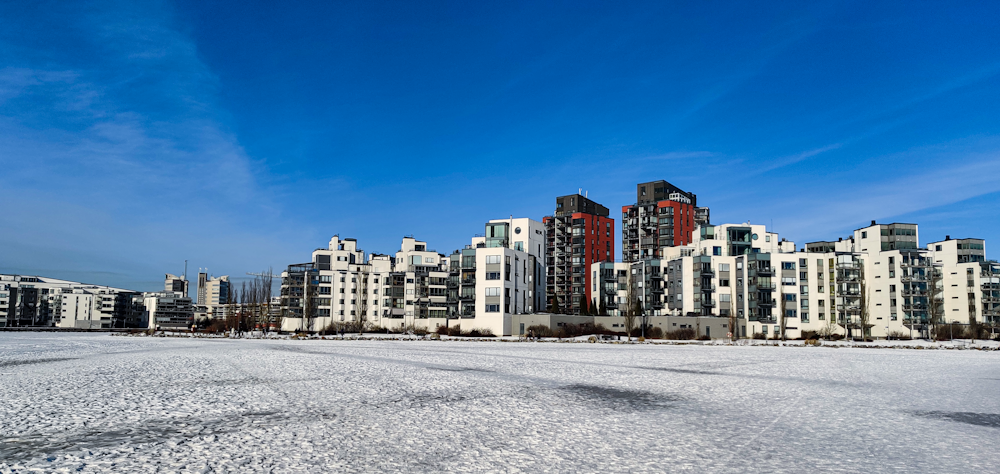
196;273;230;306
279;235;450;333
144;291;194;330
591;219;994;340
0;274;145;328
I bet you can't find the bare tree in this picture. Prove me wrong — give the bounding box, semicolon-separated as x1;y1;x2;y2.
302;272;313;333
858;266;871;341
728;285;738;343
927;264;943;340
355;265;370;334
623;270;638;341
779;289;787;341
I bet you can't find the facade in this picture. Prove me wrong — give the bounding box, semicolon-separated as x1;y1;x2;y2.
144;292;194;330
622;180;704;263
196;273;230;306
165;273;189;297
543;194;614;314
588;218;1000;340
278;235;449;333
0;274;144;328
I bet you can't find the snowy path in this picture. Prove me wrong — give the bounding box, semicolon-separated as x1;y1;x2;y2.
1;333;998;472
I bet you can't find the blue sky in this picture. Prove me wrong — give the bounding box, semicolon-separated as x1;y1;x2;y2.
2;1;1000;292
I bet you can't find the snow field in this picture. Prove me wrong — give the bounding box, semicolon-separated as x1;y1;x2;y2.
1;333;998;472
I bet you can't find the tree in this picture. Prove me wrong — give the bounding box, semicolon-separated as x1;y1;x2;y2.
779;290;787;341
623;270;638;341
858;266;871;341
579;296;589;316
548;296;559;314
928;264;943;340
355;264;371;334
728;286;738;342
598;296;607;316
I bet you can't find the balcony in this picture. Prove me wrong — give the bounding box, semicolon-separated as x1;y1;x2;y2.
755;267;774;276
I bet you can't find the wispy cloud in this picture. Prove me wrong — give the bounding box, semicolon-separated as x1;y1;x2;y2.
0;1;298;290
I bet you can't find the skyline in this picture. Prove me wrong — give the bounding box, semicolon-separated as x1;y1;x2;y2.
3;1;1000;292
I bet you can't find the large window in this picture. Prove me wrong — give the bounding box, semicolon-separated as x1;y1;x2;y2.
486;272;501;280
485;304;500;312
485;255;501;264
485;287;501;296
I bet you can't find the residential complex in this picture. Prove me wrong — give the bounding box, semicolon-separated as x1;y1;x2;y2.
7;178;999;339
0;274;145;328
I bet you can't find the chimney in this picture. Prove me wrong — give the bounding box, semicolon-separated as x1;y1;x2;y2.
946;235;951;241
838;237;842;242
871;220;876;226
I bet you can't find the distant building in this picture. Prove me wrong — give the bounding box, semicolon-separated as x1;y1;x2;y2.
144;292;194;330
196;273;230;305
0;274;144;328
165;273;189;297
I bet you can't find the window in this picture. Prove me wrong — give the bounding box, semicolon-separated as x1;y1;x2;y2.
720;294;731;302
713;246;722;256
786;309;797;318
485;255;501;264
782;262;795;270
485;304;500;312
719;263;730;271
799;259;807;267
888;257;895;264
485;287;501;297
719;279;730;287
861;231;867;238
762;326;768;335
486;272;501;280
935;245;942;251
801;312;809;323
818;312;825;320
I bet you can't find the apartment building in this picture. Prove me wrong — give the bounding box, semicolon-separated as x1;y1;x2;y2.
165;273;189;297
144;291;194;330
196;273;230;305
621;180;708;263
0;274;145;328
543;194;614;314
278;235;451;333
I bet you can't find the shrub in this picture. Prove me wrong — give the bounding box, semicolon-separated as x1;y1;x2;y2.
752;332;766;340
647;327;663;339
697;335;711;341
800;330;819;341
526;324;553;338
448;325;462;337
436;325;449;335
887;330;911;340
933;322;967;341
464;327;495;337
665;328;696;340
555;323;582;339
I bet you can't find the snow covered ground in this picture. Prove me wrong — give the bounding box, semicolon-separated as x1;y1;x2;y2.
1;333;998;473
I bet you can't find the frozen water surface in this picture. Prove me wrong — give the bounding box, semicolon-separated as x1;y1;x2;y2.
1;333;998;473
